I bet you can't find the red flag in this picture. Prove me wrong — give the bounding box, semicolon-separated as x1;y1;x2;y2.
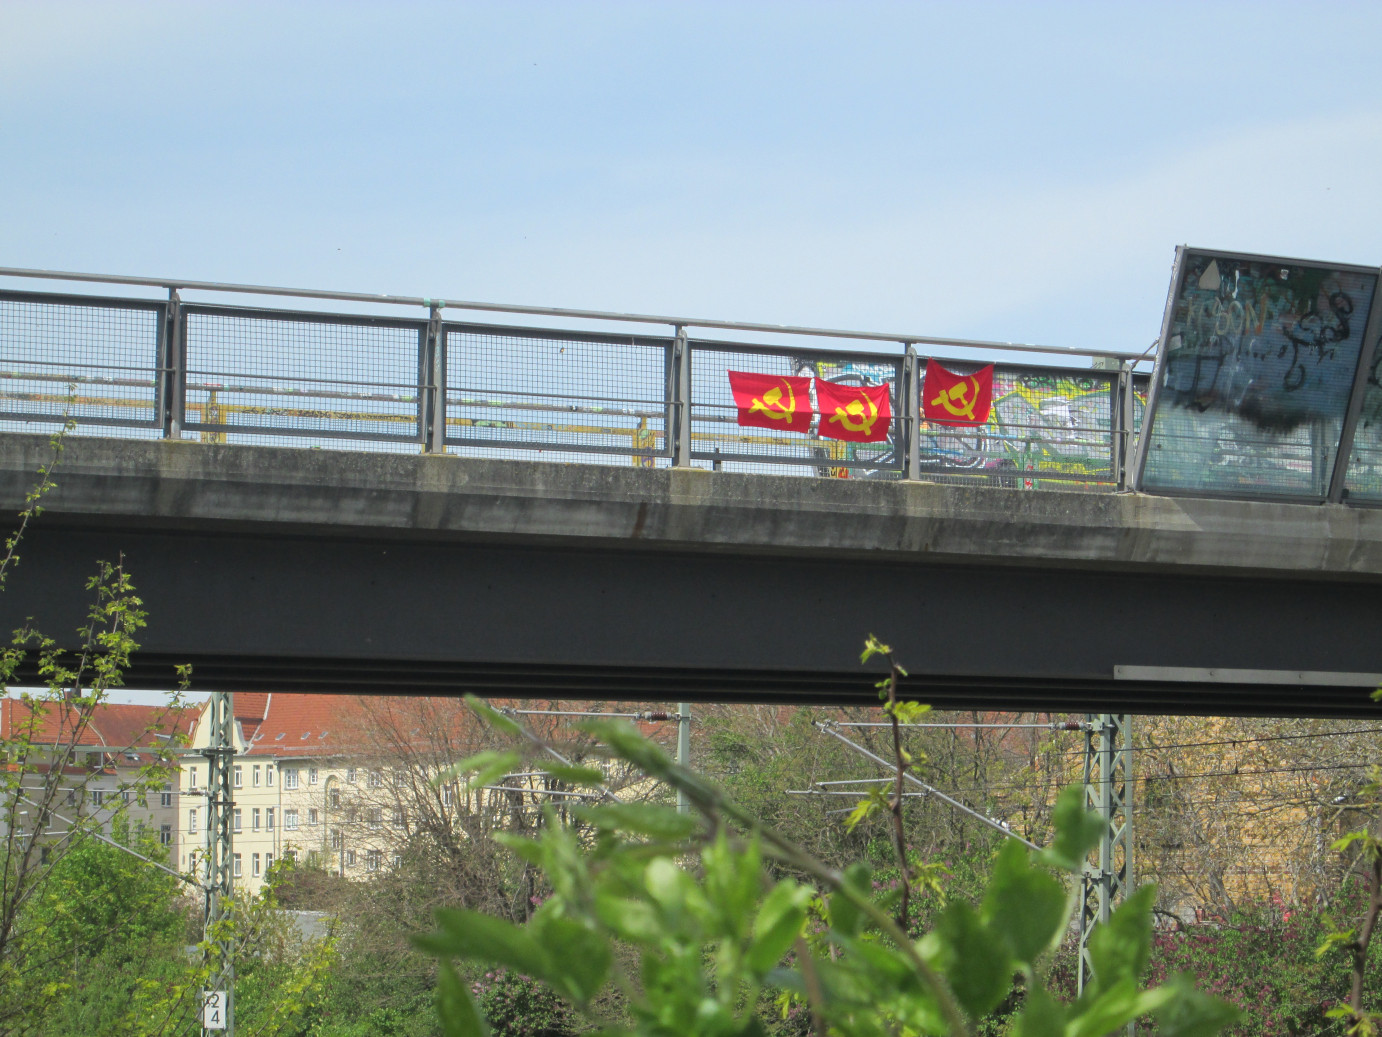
815;380;892;442
922;362;993;426
727;371;814;433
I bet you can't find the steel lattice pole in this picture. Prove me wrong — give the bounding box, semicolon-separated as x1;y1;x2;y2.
203;691;236;1036
1078;713;1133;1001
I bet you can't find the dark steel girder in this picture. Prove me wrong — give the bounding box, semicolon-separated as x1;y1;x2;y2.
3;523;1379;718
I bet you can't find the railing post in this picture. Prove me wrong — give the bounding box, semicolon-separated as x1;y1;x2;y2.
670;326;692;467
1113;363;1129;490
162;288;185;439
421;304;445;453
901;345;922;480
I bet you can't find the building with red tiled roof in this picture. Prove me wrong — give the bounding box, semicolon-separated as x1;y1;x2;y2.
1;694;195;865
182;692;668;894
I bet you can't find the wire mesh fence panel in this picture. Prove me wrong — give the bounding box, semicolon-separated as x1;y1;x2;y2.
183;308;424;444
917;365;1118;491
1342;354;1382;502
690;344;903;478
0;293;162;429
443;324;670;460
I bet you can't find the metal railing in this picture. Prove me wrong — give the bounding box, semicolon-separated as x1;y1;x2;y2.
0;267;1150;491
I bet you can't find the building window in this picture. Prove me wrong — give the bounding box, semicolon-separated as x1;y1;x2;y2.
252;853;260;877
233;809;242;832
368;808;382;830
188;808;198;833
366;849;381;872
390;808;405;828
346;767;357;784
122;789;133;804
266;766;274;787
160;824;171;846
233;766;242;788
253;765;261;787
160;792;172;808
391;853;402;869
441;784;454;807
308;766;319;785
266;808;275;831
285;849;297;864
285;809;299;831
329;788;341;809
252;808;261;831
265;852;274;871
91;790;105;807
393;770;406;788
307;808;318;826
345;849;356;868
330;827;342;850
284;768;299;790
189;767;198;789
368;770;382;789
233;854;242;877
66;789;77;806
40;846;50;864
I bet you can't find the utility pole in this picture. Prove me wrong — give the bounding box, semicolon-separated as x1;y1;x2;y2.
202;691;235;1036
1078;714;1133;1003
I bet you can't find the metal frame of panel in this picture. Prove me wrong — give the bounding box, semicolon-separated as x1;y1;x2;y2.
1133;247;1382;504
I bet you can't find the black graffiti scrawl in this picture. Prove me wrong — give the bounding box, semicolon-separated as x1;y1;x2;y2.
1160;254;1376;433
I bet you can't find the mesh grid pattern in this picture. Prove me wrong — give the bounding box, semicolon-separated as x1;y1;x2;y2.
444;326;669;459
933;366;1117;490
0;297;160;427
184;311;423;442
691;346;903;475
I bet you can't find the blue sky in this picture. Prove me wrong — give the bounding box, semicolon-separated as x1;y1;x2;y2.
4;1;1382;355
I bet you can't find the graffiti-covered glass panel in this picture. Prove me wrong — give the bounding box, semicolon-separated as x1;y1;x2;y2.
1342;335;1382;501
1141;249;1378;499
915;366;1118;490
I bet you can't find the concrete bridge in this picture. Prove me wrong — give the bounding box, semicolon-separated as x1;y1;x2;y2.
0;433;1379;717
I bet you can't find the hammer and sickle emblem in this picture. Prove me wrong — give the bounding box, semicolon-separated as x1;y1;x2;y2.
930;377;981;420
748;381;797;421
828;396;880;436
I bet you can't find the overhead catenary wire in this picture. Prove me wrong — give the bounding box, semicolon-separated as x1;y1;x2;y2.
815;721;1038;850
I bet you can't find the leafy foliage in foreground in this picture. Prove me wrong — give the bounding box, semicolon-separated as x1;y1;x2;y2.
416;704;1238;1037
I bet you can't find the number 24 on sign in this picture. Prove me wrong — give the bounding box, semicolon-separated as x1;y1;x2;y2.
202;990;227;1030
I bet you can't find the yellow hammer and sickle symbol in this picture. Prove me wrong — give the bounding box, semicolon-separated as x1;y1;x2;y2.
930;377;981;420
829;396;879;436
748;381;796;421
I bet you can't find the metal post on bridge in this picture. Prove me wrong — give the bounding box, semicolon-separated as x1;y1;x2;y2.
161;288;185;440
202;691;236;1036
670;326;691;467
422;303;446;454
1078;713;1134;1006
901;346;922;481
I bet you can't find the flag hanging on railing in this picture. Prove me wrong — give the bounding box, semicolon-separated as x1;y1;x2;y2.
727;371;814;432
922;361;993;426
815;380;892;442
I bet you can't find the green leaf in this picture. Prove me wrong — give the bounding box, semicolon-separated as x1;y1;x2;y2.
1010;983;1065;1037
932;900;1012;1020
571;802;702;841
1087;884;1155;989
435;960;489;1037
828;862;872;937
746;881;811;974
981;839;1068;965
1039;787;1105;872
529;908;611;1004
1152;974;1240;1037
860;635;892;663
1067;979;1172;1037
414;909;553;982
540;762;608;787
464;694;524;736
443;750;523;790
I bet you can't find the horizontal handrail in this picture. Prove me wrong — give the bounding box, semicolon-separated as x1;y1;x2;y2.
0;265;1146;361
